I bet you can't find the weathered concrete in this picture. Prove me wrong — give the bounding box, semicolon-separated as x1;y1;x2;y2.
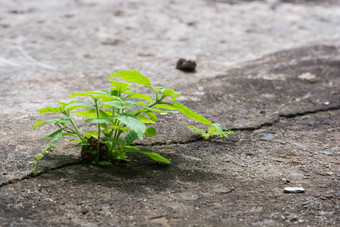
1;110;339;226
0;0;339;226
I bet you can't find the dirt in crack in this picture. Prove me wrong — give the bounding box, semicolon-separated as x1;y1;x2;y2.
81;137;112;163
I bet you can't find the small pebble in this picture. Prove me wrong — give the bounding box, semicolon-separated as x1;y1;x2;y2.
280;178;290;184
321;151;333;156
259;149;269;154
330;146;339;152
183;155;202;162
289;172;304;179
260;133;275;141
176;58;196;72
298;72;318;83
293;142;305;148
260;93;274;99
284;187;305;193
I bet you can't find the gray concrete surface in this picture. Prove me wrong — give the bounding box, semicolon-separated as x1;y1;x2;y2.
0;0;339;226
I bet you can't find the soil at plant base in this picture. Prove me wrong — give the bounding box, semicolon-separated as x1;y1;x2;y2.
0;0;340;226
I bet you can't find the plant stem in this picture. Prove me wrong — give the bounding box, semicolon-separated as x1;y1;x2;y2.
69;120;85;142
94;99;101;161
35;161;39;176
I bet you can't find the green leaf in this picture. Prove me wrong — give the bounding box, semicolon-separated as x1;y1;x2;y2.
69;90;111;100
123;146;170;163
34;153;44;159
84;131;98;138
157;87;180;102
37;106;63;114
187;125;210;139
85;117;113;124
173;103;214;127
92;89;110;95
139;151;171;163
69;91;93;98
70;139;82;143
100;123;108;129
105;141;113;151
124;146;170;164
125;93;153;102
207;124;234;138
72;109;110;118
146;112;158;122
98;161;112;166
35;117;73;130
117;113;146;139
139;102;178;113
34;121;48;130
41;129;63;143
123;146;141;152
125;131;139;145
137;115;155;124
110;80;132;93
100;95;123;103
188;125;233;139
108;70;152;87
107;126;130;132
102;101;138;110
65;102;92;112
213;123;223;131
56;100;74;106
145;127;156;137
155;104;177;110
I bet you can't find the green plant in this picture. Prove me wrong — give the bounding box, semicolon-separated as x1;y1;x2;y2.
28;144;56;176
30;70;233;173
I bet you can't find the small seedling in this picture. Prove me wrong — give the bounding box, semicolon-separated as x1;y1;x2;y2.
28;144;56;176
30;70;233;174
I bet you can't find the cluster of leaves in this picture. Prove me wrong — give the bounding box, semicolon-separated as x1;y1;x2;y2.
31;71;233;174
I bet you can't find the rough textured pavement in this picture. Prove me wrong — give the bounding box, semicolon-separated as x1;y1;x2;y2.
0;0;339;226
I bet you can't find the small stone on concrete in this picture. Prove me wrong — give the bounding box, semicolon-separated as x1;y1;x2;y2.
320;151;333;156
289;172;305;179
320;211;334;218
330;146;339;152
260;93;275;99
260;133;275;141
284;187;305;193
298;72;318;83
293;142;305;148
176;58;196;72
182;155;202;162
259;149;269;154
280;178;290;184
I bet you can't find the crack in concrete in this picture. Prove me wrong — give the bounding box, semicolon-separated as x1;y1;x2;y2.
230;105;340;131
1;105;339;189
138;105;340;146
0;160;82;188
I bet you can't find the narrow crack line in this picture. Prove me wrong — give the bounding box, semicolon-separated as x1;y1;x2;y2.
228;117;280;132
135;136;203;147
139;105;340;146
279;105;340;118
0;160;82;188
